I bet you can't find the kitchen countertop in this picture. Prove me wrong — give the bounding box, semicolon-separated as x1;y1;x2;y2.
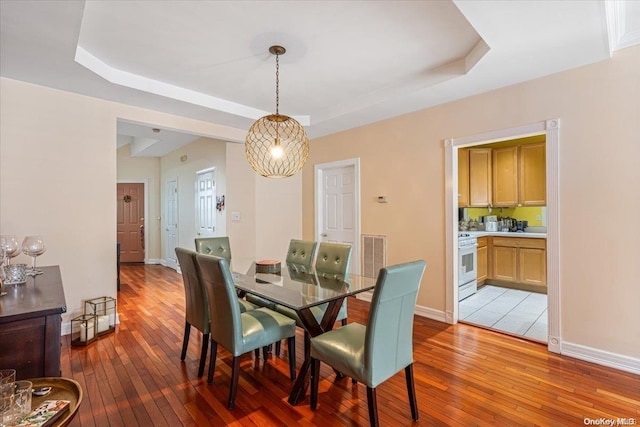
460;231;547;238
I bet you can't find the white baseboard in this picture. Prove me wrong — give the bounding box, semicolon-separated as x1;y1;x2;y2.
146;258;161;264
355;294;447;323
414;305;447;323
562;341;640;375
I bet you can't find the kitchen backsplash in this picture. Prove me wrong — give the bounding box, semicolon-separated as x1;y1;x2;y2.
465;206;546;227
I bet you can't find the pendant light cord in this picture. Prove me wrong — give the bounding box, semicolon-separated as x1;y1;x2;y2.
275;53;280;116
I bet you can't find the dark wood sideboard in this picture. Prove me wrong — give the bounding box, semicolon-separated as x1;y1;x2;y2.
0;265;67;380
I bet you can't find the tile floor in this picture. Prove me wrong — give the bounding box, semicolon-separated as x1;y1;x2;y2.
459;285;548;342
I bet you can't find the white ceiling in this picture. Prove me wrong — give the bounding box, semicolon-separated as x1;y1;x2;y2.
1;1;639;157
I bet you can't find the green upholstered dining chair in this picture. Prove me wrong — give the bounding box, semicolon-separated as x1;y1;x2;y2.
195;253;297;409
175;247;256;378
314;242;353;326
285;239;317;267
309;260;426;427
195;237;232;260
246;239;318;312
275;242;352;356
175;247;211;378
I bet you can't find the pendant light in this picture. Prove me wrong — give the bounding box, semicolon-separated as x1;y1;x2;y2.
245;45;309;178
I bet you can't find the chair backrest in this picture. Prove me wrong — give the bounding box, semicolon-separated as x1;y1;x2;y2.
314;242;352;277
364;260;426;388
175;247;210;333
195;237;232;261
286;239;317;268
195;253;243;356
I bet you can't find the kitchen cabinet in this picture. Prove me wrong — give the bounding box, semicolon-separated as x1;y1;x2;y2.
477;237;488;284
492;142;546;207
458;148;469;207
469;148;492;207
490;237;546;292
519;142;546;205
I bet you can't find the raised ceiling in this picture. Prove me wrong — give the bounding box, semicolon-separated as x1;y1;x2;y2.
1;1;639;156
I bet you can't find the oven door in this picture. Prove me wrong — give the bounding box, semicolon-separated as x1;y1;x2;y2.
458;243;477;286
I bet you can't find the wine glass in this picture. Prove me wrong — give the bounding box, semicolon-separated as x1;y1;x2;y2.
22;236;46;276
0;236;21;265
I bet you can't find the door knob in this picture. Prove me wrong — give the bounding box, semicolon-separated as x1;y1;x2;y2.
321;233;328;237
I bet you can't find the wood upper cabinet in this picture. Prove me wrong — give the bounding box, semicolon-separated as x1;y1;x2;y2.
477;237;488;284
492;146;518;206
492;143;546;207
519;142;546;206
469;148;492;207
458;148;470;207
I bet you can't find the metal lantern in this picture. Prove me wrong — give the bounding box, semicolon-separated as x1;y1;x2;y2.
245;46;309;178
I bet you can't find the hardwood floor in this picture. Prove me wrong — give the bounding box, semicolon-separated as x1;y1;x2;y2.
63;264;639;426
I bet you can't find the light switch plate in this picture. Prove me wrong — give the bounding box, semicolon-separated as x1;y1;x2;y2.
231;211;241;221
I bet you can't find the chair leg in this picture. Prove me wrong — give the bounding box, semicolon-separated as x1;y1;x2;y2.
197;333;209;378
405;364;419;421
341;318;347;326
228;356;241;409
287;336;296;381
180;322;191;361
254;349;260;360
262;346;269;361
366;387;379;427
275;340;282;357
310;358;320;410
207;340;218;384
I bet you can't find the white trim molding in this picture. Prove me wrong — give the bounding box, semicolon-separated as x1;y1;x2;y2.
445;119;561;354
414;305;447;323
562;341;640;375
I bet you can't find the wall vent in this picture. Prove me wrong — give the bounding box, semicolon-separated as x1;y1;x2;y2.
362;234;386;279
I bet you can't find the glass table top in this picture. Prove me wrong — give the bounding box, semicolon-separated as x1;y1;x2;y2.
230;259;377;311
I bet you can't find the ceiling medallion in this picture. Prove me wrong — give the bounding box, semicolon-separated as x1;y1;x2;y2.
245;45;309;178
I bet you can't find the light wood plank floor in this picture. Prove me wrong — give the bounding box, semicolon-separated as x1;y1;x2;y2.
62;264;639;426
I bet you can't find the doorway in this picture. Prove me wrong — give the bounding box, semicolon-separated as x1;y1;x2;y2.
445;119;561;354
164;178;179;271
314;158;361;275
117;182;146;263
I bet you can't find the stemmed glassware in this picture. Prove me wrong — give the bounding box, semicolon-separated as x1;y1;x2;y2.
0;236;21;265
21;236;46;276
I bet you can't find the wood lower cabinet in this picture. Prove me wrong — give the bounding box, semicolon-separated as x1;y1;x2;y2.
477;237;488;284
489;237;546;292
0;266;66;380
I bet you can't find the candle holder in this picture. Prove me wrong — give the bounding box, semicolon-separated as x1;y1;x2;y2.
71;314;97;346
84;296;116;336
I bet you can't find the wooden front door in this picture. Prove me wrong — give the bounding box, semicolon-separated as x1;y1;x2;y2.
117;183;145;263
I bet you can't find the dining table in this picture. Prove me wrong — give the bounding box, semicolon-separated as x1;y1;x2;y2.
229;259;377;405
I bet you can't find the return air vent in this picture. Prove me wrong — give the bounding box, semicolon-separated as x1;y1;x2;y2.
362;234;386;279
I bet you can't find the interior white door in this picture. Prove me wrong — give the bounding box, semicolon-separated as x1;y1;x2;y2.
196;169;216;238
321;165;357;273
165;179;179;271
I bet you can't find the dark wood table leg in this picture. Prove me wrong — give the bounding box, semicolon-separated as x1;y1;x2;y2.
287;298;344;405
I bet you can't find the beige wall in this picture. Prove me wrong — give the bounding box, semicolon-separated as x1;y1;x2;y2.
0;77;298;327
303;45;640;358
117;146;161;261
160;137;227;254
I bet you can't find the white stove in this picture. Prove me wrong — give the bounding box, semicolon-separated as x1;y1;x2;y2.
458;233;478;301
